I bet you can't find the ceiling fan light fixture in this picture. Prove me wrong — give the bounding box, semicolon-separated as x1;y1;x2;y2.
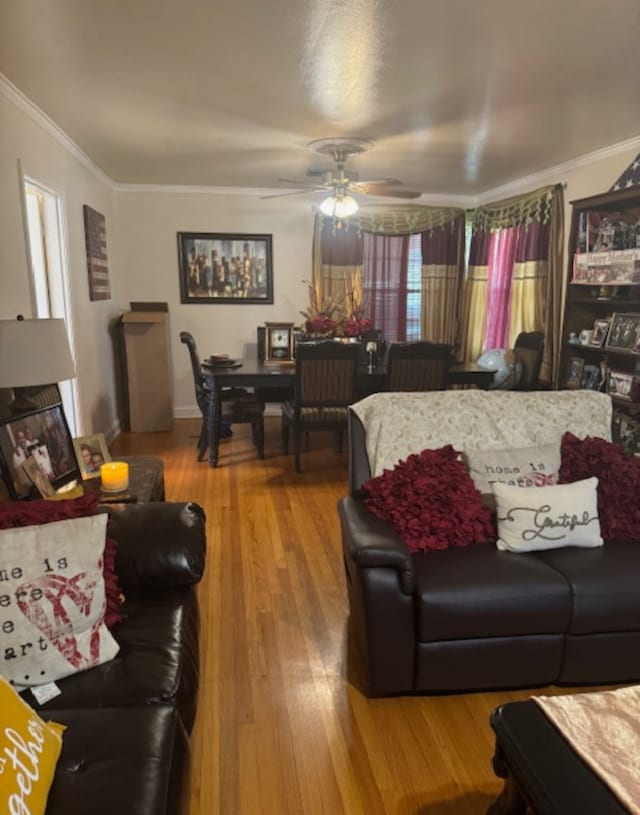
319;194;359;218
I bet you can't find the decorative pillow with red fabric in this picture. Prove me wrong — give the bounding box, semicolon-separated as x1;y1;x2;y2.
0;494;123;627
363;445;496;553
559;431;640;542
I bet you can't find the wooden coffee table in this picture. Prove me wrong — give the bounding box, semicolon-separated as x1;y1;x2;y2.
488;699;629;815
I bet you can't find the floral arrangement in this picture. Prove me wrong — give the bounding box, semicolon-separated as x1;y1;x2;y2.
300;274;372;338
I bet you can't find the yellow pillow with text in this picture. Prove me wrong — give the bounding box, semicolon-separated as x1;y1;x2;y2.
0;675;64;815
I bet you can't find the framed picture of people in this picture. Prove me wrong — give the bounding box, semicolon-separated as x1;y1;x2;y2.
72;433;111;480
177;232;274;304
0;404;80;499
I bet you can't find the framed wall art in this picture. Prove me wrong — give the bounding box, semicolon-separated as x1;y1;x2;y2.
0;404;79;499
177;232;273;305
83;205;111;301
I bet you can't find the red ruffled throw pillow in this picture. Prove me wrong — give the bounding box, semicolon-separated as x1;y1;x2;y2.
363;445;496;553
559;431;640;542
0;494;123;627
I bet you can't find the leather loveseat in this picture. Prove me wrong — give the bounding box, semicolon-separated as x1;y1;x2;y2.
339;390;640;697
23;501;206;815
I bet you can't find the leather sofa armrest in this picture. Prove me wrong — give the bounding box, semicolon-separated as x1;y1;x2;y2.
338;497;415;595
107;502;206;590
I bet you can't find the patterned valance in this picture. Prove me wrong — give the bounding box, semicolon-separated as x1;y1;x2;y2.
469;184;561;234
318;203;464;236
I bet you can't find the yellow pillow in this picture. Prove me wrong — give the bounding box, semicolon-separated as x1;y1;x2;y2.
0;676;64;815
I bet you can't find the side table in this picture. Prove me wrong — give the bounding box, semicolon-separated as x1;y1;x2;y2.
85;455;165;503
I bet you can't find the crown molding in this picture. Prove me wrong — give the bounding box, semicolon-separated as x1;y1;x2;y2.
1;73;115;189
476;134;640;205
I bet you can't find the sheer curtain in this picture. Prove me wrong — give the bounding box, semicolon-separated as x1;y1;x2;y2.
362;233;410;341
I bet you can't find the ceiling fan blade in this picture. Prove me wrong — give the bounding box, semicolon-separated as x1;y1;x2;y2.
260;189;316;199
350;178;403;189
357;188;423;199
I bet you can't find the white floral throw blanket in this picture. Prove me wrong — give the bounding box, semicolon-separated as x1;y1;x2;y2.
535;686;640;814
351;390;613;478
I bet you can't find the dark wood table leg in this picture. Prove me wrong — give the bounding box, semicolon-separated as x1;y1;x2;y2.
207;390;221;468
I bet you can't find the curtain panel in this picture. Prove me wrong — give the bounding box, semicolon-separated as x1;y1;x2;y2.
460;230;491;363
420;213;465;346
462;184;564;383
312;217;364;320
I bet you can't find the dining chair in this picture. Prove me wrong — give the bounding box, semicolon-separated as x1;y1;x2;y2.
179;331;265;461
513;331;545;390
384;340;453;391
281;341;360;473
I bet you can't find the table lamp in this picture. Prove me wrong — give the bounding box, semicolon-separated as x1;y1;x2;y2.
0;316;76;413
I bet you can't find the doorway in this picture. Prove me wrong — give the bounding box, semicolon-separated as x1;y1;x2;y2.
22;178;80;435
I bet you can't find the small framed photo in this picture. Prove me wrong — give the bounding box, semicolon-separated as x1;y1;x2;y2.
565;357;585;389
608;370;634;400
605;313;640;351
177;232;273;305
590;318;610;347
73;433;111;480
0;404;79;500
580;363;602;390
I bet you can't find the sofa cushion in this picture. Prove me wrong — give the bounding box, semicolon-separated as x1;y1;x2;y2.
538;541;640;634
413;542;571;642
23;586;200;732
494;478;603;553
463;441;560;495
559;431;640;542
0;675;64;815
0;515;120;687
0;495;122;627
363;445;495;553
42;704;188;815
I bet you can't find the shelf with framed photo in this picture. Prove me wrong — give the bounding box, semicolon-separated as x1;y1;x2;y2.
561;185;640;415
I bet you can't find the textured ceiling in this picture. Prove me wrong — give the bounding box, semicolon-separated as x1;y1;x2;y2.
1;0;640;196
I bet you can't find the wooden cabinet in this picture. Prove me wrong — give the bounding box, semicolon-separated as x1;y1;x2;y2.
561;186;640;450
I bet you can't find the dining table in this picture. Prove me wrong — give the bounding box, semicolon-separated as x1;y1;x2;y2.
201;358;495;467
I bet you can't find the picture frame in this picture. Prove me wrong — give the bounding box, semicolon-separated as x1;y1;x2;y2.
177;232;273;305
73;433;111;480
0;404;79;500
608;370;634;400
590;318;610;347
565;357;585;389
605;312;640;351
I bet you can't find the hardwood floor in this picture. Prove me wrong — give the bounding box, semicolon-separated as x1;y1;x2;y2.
111;418;581;815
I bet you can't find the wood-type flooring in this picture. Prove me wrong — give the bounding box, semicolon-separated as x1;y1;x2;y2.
112;417;611;815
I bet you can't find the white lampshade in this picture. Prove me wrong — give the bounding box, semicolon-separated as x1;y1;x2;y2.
0;318;76;388
319;194;359;218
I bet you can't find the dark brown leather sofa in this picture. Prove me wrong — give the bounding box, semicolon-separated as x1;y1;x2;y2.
339;410;640;697
22;501;206;815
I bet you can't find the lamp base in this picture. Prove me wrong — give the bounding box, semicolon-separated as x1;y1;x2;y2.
9;388;40;415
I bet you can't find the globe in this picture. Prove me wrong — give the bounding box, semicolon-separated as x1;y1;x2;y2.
477;348;522;389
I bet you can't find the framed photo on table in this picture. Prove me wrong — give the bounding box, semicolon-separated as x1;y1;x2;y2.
177;232;273;305
0;404;79;500
73;433;111;480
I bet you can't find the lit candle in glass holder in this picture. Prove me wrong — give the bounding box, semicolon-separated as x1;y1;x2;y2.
101;461;129;492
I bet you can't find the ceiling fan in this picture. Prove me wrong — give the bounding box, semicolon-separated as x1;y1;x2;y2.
262;138;422;215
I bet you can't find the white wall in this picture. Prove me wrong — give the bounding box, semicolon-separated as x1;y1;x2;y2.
0;88;122;437
113;190;314;415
